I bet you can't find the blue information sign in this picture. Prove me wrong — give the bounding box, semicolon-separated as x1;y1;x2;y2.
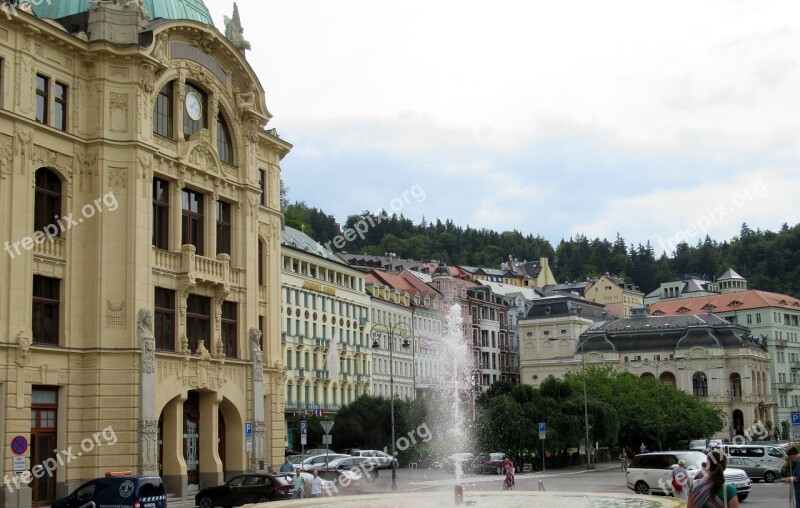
245;421;252;438
301;420;308;436
791;412;800;426
538;422;546;433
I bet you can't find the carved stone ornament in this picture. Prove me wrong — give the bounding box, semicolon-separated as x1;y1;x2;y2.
16;331;31;367
0;140;12;179
138;308;156;375
138;63;157;95
189;32;215;54
250;327;263;382
138;418;159;473
107;300;127;329
224;3;251;53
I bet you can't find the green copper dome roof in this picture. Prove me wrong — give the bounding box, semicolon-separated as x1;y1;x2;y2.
32;0;214;26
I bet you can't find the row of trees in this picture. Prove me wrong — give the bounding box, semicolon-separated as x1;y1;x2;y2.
474;368;724;461
290;368;724;467
283;200;800;297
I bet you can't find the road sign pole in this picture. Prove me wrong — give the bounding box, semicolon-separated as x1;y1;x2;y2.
542;438;545;473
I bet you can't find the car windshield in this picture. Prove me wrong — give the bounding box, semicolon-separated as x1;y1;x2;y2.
490;453;505;460
327;457;349;468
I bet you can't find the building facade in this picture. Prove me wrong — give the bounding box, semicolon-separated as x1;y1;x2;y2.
650;272;799;436
280;227;372;448
585;273;644;318
0;2;289;505
521;307;774;441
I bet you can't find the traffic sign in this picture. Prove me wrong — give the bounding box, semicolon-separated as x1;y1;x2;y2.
11;436;27;455
321;421;334;435
301;435;307;445
538;422;546;440
791;412;800;426
12;456;25;473
794;427;800;441
301;420;308;436
246;421;253;438
322;435;332;445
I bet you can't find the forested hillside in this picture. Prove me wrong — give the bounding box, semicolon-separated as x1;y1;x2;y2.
284;202;800;297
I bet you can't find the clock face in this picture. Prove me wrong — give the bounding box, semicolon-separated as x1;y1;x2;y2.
185;92;202;121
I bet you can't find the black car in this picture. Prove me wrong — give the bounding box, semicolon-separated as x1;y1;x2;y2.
470;452;511;474
318;456;379;484
194;473;290;508
52;474;167;508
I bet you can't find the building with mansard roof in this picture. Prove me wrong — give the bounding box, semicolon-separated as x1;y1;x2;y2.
649;270;799;437
0;1;289;504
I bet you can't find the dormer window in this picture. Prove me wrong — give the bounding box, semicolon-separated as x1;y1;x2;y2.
677;306;690;313
729;300;743;307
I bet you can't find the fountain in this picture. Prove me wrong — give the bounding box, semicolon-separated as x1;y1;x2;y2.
249;306;681;507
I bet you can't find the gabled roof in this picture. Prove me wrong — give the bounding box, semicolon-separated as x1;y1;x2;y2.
398;270;441;299
649;290;800;315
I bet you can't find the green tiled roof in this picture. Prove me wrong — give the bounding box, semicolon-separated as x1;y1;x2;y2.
32;0;214;26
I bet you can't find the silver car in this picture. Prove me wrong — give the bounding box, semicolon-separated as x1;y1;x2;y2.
727;456;782;483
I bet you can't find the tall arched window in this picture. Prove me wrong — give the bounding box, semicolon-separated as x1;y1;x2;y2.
153;81;174;138
730;373;742;399
35;168;62;234
693;372;708;397
217;113;233;164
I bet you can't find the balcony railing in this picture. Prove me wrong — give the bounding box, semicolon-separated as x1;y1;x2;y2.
153;245;232;288
774;339;788;349
32;236;66;260
775;382;791;391
790;362;800;371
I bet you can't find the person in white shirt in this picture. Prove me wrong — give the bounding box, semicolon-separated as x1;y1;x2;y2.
310;469;323;497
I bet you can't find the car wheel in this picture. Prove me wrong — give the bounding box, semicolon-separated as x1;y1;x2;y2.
737;493;748;502
198;497;213;508
256;496;270;503
634;481;650;495
764;470;777;483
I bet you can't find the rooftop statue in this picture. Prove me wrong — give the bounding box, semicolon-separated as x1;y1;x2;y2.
224;2;251;54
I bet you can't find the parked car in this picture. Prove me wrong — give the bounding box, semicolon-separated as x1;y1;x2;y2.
350;449;399;469
300;453;350;471
303;448;334;456
317;456;379;490
626;451;751;501
688;439;708;452
194;473;290;508
721;444;787;473
470;452;511;475
440;452;475;472
726;456;782;483
52;474;167;508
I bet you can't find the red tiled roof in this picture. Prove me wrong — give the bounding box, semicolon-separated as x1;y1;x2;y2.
649;290;800;315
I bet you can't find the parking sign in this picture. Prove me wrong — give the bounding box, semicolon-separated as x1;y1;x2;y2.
301;420;308;436
791;412;800;426
539;422;546;440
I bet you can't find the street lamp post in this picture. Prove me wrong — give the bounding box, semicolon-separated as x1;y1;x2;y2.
550;337;591;469
371;321;411;491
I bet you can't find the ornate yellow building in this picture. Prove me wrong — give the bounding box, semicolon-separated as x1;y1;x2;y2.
0;1;288;505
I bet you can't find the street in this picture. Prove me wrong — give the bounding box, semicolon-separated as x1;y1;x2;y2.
169;464;793;507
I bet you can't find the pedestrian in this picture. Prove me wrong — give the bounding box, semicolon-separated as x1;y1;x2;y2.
782;446;799;508
280;457;293;473
640;443;646;455
310;469;323;498
672;459;688;501
619;449;628;472
292;468;305;499
773;428;779;442
589;446;596;469
687;450;739;508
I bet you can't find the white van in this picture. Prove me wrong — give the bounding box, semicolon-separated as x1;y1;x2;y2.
722;444;786;471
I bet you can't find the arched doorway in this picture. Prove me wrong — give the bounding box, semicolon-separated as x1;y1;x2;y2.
733;409;744;436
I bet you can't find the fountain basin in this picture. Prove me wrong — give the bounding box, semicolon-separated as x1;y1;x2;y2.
247;491;683;508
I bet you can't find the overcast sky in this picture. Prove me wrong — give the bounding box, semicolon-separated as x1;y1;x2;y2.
206;0;800;255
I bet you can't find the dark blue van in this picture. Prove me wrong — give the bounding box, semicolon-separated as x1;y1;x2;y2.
51;474;167;508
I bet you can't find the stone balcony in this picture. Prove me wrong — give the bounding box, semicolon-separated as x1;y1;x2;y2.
33;235;66;261
153;245;232;289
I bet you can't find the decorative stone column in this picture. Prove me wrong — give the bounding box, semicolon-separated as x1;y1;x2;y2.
250;327;266;469
138;309;159;475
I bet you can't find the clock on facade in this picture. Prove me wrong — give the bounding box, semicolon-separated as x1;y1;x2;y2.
185;92;202;121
